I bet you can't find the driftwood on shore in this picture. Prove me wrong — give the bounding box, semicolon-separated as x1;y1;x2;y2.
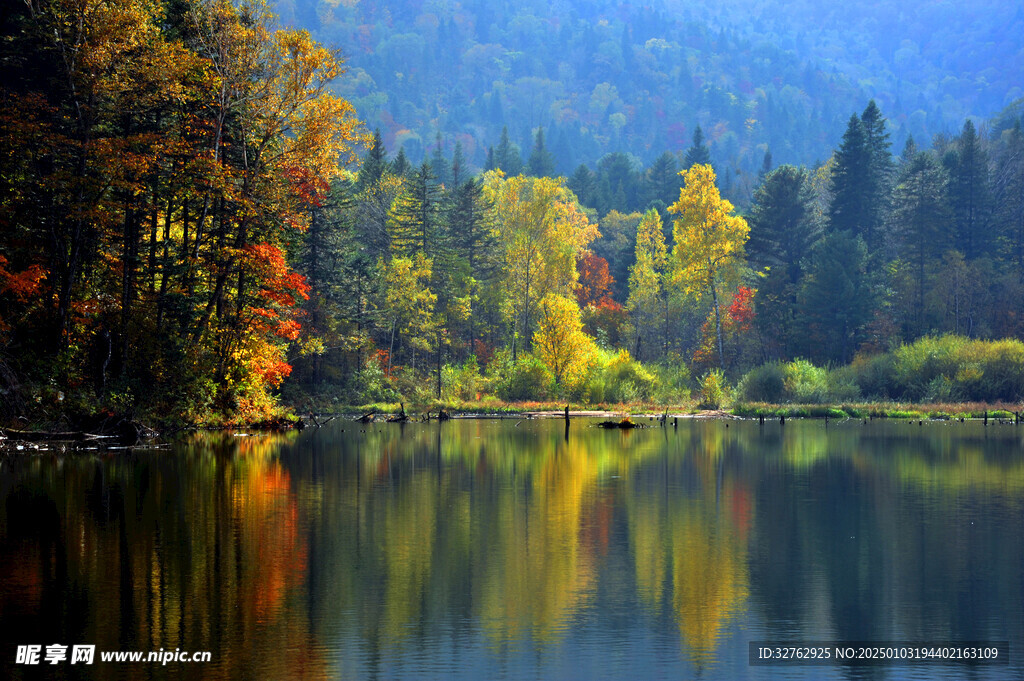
1;429;111;442
2;417;158;444
386;403;409;423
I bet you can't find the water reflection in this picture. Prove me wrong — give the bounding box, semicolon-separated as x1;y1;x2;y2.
1;419;1023;679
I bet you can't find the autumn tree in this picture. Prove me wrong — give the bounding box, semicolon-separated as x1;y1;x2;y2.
668;164;749;371
576;254;615;308
626;209;668;360
594;210;643;301
483;172;599;359
383;253;436;375
533;294;598;390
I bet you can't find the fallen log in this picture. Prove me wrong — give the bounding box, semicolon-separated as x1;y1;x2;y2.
1;428;110;442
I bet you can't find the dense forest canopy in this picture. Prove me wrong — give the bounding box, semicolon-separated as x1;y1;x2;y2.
271;0;1022;190
1;0;1023;425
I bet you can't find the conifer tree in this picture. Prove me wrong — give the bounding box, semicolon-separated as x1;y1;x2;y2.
392;147;411;177
860;100;893;255
949;119;992;259
746;165;818;358
797;231;875;364
829;115;872;240
430;132;452;188
357;129;388;191
890;151;952;335
450;141;466;188
684;125;712;169
494;126;523;176
643;151;680;208
527;127;557;178
391;162;441;258
568;164;597;208
994;121;1024;281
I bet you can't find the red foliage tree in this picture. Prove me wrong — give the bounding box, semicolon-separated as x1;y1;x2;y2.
576;253;616;307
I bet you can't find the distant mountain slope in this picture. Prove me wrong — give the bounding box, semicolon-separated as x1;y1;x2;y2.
274;0;872;175
667;0;1024;129
272;0;1018;177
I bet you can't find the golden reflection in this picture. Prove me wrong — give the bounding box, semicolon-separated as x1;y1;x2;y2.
624;432;753;665
477;437;599;644
0;432;331;681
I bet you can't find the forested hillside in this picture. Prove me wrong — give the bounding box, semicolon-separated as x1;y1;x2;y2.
273;0;869;182
272;0;1021;191
668;0;1024;127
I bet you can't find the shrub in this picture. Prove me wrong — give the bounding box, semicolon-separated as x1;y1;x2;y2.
652;355;692;405
783;358;830;403
354;358;400;404
489;350;553;401
850;335;1024;403
603;349;658;403
737;359;859;403
698;369;728;409
846;352;896;400
441;356;484;401
736;362;786;402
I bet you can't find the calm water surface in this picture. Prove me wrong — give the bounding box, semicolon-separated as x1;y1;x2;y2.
2;418;1023;679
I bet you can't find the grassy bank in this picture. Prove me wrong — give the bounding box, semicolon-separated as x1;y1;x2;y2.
284;396;1021;422
730;402;1022;420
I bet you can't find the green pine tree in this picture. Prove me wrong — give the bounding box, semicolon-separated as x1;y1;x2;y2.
950;119;992;259
683;125;712;168
527;127;557;178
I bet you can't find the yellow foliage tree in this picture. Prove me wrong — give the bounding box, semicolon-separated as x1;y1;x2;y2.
626;208;668;357
668;164;749;370
532;294;598;390
482;172;599;357
383;253;436;374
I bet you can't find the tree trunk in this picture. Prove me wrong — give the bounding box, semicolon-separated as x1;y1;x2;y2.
436;331;442;399
710;276;725;372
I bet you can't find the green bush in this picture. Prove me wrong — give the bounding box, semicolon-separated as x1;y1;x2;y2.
845;353;896;400
736;362;786;402
652;355;692;405
737;359;859;403
603;350;658;403
784;358;830;402
851;335;1024;402
575;349;660;404
489;350;553;401
698;369;729;409
354;359;400;404
441;356;484;401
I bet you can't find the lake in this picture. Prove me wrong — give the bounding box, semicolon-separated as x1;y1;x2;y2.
2;417;1023;679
